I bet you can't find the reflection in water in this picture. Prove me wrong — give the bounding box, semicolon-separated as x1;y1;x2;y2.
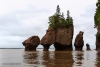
0;49;99;67
23;51;74;67
23;51;45;67
23;50;98;67
73;50;97;67
95;51;100;67
54;51;74;67
73;51;84;67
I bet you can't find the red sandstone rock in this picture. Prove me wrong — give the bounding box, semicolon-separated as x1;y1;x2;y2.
40;27;55;51
74;31;84;50
22;36;40;51
86;43;91;50
54;25;74;51
96;23;100;50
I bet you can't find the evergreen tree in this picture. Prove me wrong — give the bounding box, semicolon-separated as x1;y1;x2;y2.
94;0;100;28
61;12;64;19
56;5;61;15
67;10;70;22
48;5;73;28
66;10;73;25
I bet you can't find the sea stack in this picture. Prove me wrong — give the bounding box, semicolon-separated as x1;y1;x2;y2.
74;31;84;50
40;27;55;51
86;43;91;50
41;5;74;51
54;25;74;51
22;36;40;51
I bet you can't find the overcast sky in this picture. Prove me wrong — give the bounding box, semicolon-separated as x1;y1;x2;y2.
0;0;97;49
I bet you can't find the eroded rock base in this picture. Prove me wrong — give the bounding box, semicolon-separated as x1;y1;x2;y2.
54;42;73;51
43;44;51;51
25;45;37;51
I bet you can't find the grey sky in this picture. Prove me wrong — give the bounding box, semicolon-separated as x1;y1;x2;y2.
0;0;97;48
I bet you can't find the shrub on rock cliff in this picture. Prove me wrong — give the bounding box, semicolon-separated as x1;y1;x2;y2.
48;5;73;29
94;0;100;28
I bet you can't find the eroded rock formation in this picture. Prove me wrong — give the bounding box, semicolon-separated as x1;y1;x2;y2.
41;25;74;51
74;31;84;50
22;36;40;51
40;28;55;51
86;43;91;50
54;25;74;51
96;23;100;50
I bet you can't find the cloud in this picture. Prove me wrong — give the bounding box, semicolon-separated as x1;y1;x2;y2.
0;4;50;48
73;2;97;49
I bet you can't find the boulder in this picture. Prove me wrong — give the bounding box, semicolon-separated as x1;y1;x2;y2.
74;31;84;50
22;36;40;51
54;25;74;51
86;43;91;50
40;27;55;51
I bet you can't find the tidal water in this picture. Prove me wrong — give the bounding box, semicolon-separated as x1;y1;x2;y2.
0;49;100;67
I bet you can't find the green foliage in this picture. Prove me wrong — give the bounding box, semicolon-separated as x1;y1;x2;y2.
56;5;61;15
94;0;100;28
66;10;73;25
96;33;100;41
48;5;73;29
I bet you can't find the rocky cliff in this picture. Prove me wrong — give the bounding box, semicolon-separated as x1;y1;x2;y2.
96;23;100;50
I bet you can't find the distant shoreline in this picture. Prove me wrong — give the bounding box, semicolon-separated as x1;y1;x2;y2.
0;48;24;49
0;48;54;49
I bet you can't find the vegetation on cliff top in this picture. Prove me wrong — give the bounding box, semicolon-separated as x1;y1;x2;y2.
94;0;100;28
48;5;73;29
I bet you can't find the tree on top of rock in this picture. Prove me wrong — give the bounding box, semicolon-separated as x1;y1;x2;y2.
56;5;61;16
48;5;73;29
66;10;73;24
94;0;100;28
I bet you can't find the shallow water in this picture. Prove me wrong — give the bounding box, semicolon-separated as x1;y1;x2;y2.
0;49;100;67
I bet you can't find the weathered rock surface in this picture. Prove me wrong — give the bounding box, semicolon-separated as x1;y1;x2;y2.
54;25;74;51
40;27;55;51
96;23;100;50
74;31;84;50
41;25;74;51
86;43;91;50
22;36;40;51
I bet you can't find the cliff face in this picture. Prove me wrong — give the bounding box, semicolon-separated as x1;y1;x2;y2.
96;23;100;50
54;25;74;51
74;31;84;50
55;25;73;45
40;27;55;51
22;36;40;51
